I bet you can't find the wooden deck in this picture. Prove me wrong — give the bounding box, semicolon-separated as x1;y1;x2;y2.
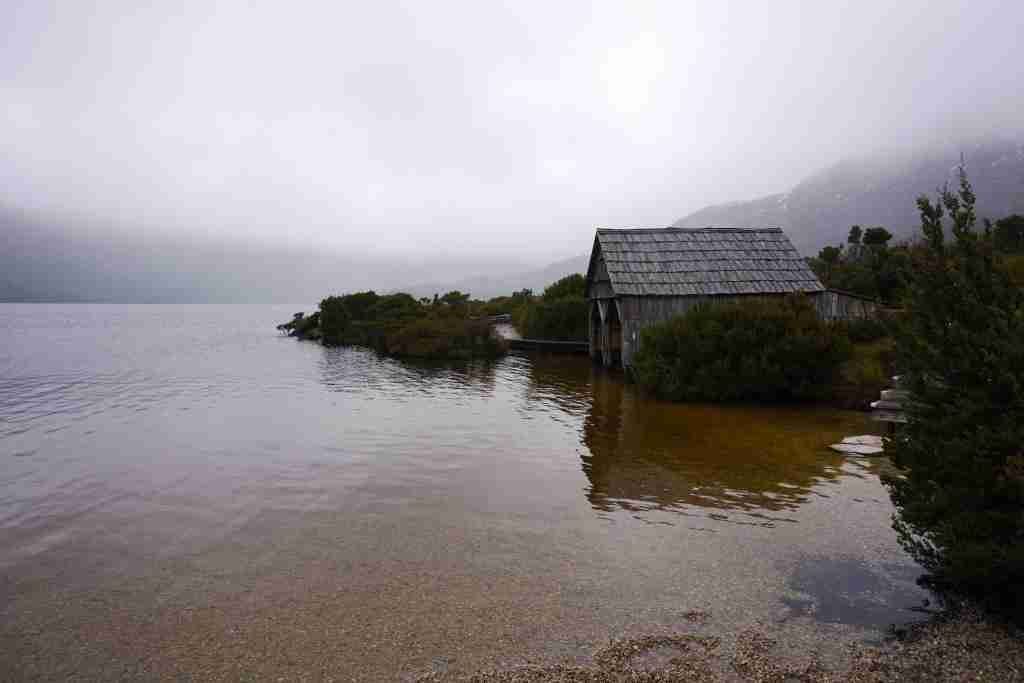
507;338;589;354
488;315;588;354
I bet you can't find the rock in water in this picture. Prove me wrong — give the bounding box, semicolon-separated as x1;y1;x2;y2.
841;435;883;447
829;435;884;455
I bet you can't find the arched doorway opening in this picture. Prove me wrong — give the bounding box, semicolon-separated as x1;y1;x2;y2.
590;300;603;362
606;299;622;367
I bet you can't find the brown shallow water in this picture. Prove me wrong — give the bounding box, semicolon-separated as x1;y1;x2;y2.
0;304;928;680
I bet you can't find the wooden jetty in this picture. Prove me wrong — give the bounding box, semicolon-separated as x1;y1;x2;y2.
872;376;909;428
507;338;589;354
830;377;909;456
487;314;588;354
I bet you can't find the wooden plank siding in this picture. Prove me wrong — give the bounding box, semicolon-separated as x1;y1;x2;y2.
808;289;879;320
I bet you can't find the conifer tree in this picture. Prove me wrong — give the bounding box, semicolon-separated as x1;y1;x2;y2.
884;167;1024;613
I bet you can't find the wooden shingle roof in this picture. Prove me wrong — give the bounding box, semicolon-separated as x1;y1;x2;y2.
592;227;824;297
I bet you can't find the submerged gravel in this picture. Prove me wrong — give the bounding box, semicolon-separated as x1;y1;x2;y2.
417;607;1024;683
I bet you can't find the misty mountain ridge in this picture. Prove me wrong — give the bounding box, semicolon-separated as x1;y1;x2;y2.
415;139;1024;298
675;138;1024;253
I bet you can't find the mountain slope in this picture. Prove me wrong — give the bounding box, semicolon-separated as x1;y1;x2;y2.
675;139;1024;253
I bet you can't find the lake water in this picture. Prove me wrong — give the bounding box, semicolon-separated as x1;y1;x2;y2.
0;304;928;680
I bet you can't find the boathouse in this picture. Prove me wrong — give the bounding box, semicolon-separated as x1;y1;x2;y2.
584;227;875;368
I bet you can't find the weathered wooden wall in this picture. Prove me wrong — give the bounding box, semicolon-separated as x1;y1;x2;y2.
592;294;734;368
808;290;879;320
589;281;614;299
618;295;739;368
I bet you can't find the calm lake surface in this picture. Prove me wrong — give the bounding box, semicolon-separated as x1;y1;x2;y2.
0;304;928;680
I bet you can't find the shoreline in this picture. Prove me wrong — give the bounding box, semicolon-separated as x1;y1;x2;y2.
415;605;1024;682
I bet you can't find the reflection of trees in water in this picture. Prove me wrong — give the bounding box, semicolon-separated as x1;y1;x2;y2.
581;373;866;519
317;345;497;398
515;352;596;419
313;346;865;524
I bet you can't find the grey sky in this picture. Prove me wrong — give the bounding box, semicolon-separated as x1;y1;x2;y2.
2;0;1022;266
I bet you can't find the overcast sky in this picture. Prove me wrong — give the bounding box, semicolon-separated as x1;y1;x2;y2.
2;0;1022;266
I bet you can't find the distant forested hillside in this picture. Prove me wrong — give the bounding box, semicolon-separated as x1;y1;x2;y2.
675;138;1024;253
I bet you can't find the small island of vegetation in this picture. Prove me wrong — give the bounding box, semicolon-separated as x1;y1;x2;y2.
278;290;505;360
278;272;591;360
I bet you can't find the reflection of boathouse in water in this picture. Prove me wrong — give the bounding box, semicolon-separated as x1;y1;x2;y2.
584;227;878;368
579;366;859;517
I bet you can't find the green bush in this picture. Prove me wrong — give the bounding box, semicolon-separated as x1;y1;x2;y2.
371;292;421;320
383;317;505;359
514;274;587;340
1000;253;1024;287
278;311;320;337
883;170;1024;616
299;289;506;360
833;315;892;343
341;291;380;320
993;214;1024;254
541;273;585;300
834;337;893;407
631;295;852;402
808;228;916;304
319;296;350;345
518;296;588;341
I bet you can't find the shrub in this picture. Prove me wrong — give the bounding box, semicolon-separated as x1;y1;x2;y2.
835;337;893;407
292;311;320;338
993;214;1024;254
384;317;505;359
834;315;892;343
808;231;916;303
303;288;507;360
541;273;585;300
631;295;852;402
481;289;532;317
883;169;1024;615
1000;253;1024;287
341;291;380;320
514;274;587;340
319;296;350;345
518;296;588;341
305;289;505;360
